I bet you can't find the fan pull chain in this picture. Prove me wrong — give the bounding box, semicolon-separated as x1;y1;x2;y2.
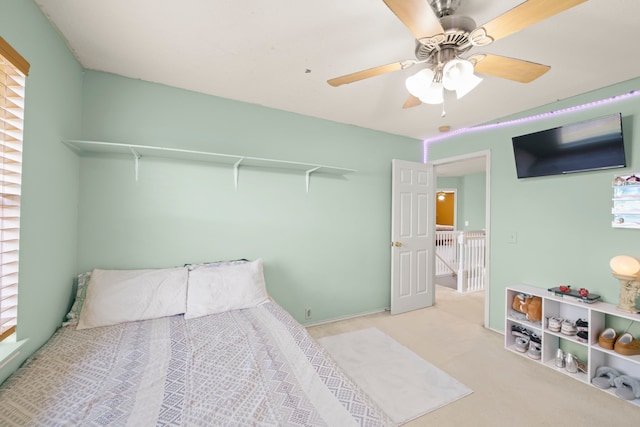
441;100;446;118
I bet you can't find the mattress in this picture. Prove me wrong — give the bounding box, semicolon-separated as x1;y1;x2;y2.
0;301;392;426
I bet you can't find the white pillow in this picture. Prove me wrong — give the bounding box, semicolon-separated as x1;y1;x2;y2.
77;267;188;330
185;258;269;319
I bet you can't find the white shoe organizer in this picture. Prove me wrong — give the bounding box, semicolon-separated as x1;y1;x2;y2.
505;285;640;406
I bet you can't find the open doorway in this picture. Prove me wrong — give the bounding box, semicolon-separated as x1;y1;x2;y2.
435;189;457;229
430;150;490;327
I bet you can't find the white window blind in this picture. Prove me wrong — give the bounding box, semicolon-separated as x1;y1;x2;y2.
0;37;29;342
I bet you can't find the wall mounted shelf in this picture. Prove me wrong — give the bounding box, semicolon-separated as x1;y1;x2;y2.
63;140;356;192
612;173;640;228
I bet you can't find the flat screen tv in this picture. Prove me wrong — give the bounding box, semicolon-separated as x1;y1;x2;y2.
512;113;626;179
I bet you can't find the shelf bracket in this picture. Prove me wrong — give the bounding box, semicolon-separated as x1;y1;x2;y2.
305;167;321;193
233;158;244;190
128;147;141;181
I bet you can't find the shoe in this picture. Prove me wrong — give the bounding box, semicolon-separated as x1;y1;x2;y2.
598;328;617;350
592;366;621;389
561;320;577;336
529;333;541;344
511;324;529;339
614;332;640;356
613;375;640;400
577;331;589;343
554;349;565;368
514;336;529;353
528;342;541;359
548;317;563;332
576;318;588;332
565;353;578;373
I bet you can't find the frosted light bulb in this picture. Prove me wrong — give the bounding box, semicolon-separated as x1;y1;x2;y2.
610;255;640;276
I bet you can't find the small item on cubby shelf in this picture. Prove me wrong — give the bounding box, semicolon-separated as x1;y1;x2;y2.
511;324;529;339
613;375;640;400
613;332;640;356
511;293;542;322
548;316;563;332
559;285;571;293
514;337;529;353
626;174;640;183
527;342;541;359
577;331;589;343
511;325;540;347
614;176;626;186
560;320;577;336
565;353;578;373
576;318;588;332
592;366;621;389
598;328;617;350
554;349;565;368
547;286;601;303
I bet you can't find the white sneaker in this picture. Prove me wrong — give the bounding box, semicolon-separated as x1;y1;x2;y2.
528;342;541;359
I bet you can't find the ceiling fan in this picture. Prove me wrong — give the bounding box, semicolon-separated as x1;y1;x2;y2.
328;0;588;109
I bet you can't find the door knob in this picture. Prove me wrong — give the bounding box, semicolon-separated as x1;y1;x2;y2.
394;242;403;247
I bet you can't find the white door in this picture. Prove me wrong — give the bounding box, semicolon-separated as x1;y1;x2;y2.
390;159;435;314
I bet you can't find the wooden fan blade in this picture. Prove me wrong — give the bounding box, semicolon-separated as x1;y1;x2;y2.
479;0;588;43
383;0;444;40
327;61;414;87
402;95;422;109
470;54;550;83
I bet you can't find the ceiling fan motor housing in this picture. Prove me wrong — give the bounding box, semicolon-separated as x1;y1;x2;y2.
429;0;462;17
415;14;476;62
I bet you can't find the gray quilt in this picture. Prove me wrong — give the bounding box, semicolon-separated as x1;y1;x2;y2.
0;302;392;426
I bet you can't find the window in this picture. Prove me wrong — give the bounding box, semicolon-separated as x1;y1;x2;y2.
0;37;29;342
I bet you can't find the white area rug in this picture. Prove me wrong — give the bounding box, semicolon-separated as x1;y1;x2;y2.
317;327;472;425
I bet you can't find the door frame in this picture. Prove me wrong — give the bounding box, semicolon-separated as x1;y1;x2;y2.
430;150;491;328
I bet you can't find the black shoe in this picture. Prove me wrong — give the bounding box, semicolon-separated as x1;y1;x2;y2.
577;331;589;343
511;324;529;338
576;318;588;332
530;333;541;344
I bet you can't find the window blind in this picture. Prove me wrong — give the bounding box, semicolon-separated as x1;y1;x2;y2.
0;37;28;342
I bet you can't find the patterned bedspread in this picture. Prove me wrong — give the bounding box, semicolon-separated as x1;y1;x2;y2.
0;302;392;426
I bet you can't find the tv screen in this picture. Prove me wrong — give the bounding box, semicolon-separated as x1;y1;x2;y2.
512;113;626;179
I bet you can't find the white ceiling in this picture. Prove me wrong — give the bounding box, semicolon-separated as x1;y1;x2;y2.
34;0;639;143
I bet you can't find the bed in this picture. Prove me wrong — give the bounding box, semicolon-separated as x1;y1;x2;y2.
0;260;392;426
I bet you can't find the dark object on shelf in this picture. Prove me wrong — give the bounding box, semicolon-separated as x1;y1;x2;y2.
548;286;601;303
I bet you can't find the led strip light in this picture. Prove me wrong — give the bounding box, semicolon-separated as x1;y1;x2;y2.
423;89;640;162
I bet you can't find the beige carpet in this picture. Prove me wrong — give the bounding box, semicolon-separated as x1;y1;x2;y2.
308;285;639;427
318;327;471;425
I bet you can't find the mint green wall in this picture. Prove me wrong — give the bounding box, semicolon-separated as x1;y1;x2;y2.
462;173;486;230
0;1;83;383
436;173;486;230
78;71;421;324
427;78;640;331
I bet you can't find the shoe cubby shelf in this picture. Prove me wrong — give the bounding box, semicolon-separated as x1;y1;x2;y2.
506;284;640;407
62;139;356;193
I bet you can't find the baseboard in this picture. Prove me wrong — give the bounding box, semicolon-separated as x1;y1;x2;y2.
303;307;389;327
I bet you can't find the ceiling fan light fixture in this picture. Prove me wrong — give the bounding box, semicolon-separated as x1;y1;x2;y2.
455;73;483;99
405;68;435;99
419;82;444;105
442;58;474;90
